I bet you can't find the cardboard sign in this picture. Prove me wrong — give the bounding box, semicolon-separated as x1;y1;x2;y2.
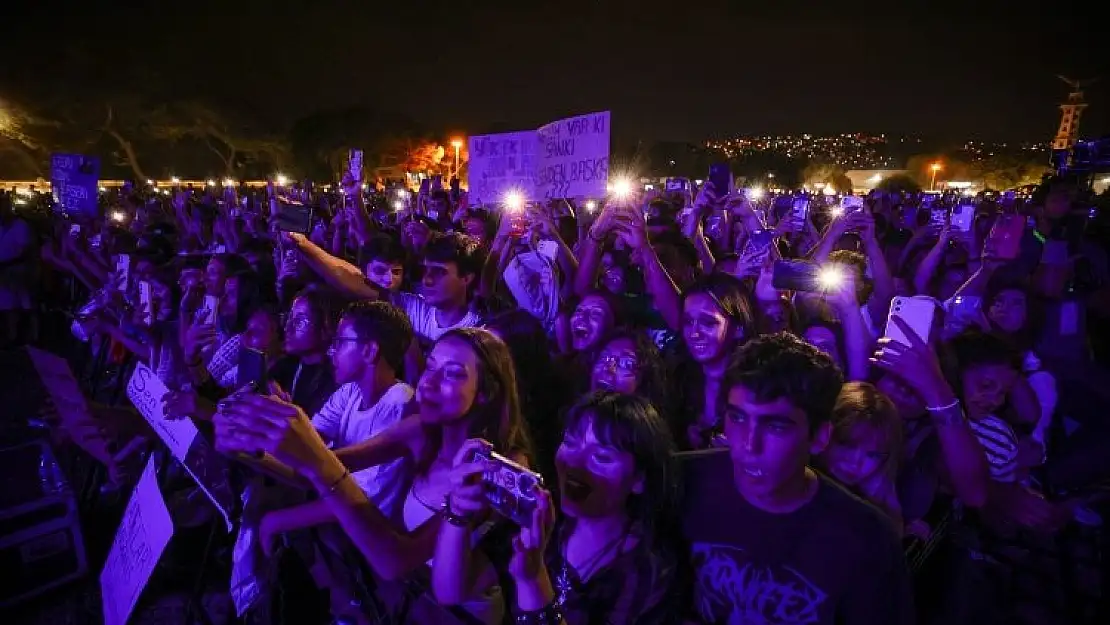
100;456;173;625
50;153;100;218
126;364;234;530
126;364;198;462
467;130;539;205
466;111;611;204
535;111;610;200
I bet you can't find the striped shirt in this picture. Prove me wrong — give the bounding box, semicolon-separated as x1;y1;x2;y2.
969;414;1018;483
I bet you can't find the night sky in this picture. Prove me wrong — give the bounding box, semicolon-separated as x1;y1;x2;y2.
2;0;1104;143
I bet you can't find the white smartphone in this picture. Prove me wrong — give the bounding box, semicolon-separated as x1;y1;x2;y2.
885;296;937;346
138;281;153;325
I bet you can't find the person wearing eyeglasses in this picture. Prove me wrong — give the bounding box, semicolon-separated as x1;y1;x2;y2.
268;286;342;417
253;301;417;552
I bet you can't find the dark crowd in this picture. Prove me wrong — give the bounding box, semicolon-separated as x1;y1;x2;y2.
1;170;1109;625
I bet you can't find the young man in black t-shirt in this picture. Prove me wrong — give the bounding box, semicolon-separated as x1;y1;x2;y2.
682;333;913;624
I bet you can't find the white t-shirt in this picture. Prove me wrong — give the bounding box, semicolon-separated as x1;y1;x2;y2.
311;381;414;520
395;292;481;343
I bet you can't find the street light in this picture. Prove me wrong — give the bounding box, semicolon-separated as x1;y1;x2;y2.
929;162;943;192
451;139;463;181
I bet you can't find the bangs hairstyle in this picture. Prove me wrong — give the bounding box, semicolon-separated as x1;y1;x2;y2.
831;382;903;475
562;391;679;547
432;328;532;463
724;332;845;432
683;272;755;343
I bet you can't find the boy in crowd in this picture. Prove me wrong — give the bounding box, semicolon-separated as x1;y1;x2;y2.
682;333;913;624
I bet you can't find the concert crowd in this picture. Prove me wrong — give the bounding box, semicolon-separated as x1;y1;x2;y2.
1;169;1109;624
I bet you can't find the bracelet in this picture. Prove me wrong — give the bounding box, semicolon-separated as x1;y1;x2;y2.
441;496;473;527
323;469;350;495
926;398;960;412
515;602;563;625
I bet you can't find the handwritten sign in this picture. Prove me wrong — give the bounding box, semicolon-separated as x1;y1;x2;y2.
101;456;173;625
27;347;91;428
536;111;610;200
467;130;539;205
50;153;100;218
126;364;198;462
126;363;235;530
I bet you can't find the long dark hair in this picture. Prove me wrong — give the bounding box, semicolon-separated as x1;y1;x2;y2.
562;391;680;548
420;328;533;471
484;309;563;481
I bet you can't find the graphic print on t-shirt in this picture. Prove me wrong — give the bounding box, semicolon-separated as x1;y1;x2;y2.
691;543;828;624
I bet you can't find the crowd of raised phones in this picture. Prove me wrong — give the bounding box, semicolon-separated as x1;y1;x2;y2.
0;172;1108;624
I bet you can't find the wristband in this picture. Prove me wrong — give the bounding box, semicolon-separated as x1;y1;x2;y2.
323;469;350;495
441;496;474;527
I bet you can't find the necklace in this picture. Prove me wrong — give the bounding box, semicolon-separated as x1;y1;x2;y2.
555;519;633;607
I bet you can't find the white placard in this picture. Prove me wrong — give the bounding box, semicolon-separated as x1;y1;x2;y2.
535;111;610;200
126;363;234;531
467;130;539;205
101;456;173;625
126;364;198;461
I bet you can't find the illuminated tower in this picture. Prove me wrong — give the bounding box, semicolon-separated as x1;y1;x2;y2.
1052;76;1094;151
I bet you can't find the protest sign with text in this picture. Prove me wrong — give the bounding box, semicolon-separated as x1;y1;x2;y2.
536;111;610;200
100;456;173;625
126;364;234;530
50;153;100;218
467;130;539;205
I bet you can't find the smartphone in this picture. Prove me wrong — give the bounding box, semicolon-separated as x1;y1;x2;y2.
790;198;810;228
987;214;1024;260
739;229;775;262
772;259;840;292
419;178;431;195
69;224;82;237
237;347;269;391
884;296;937;346
949;202;974;234
347;149;363;182
708;163;731;195
474;447;544;526
89;234;102;248
115;254;131;292
275;200;315;234
138;281;153;325
198;295;219;327
665;177;690;193
929;207;949;228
